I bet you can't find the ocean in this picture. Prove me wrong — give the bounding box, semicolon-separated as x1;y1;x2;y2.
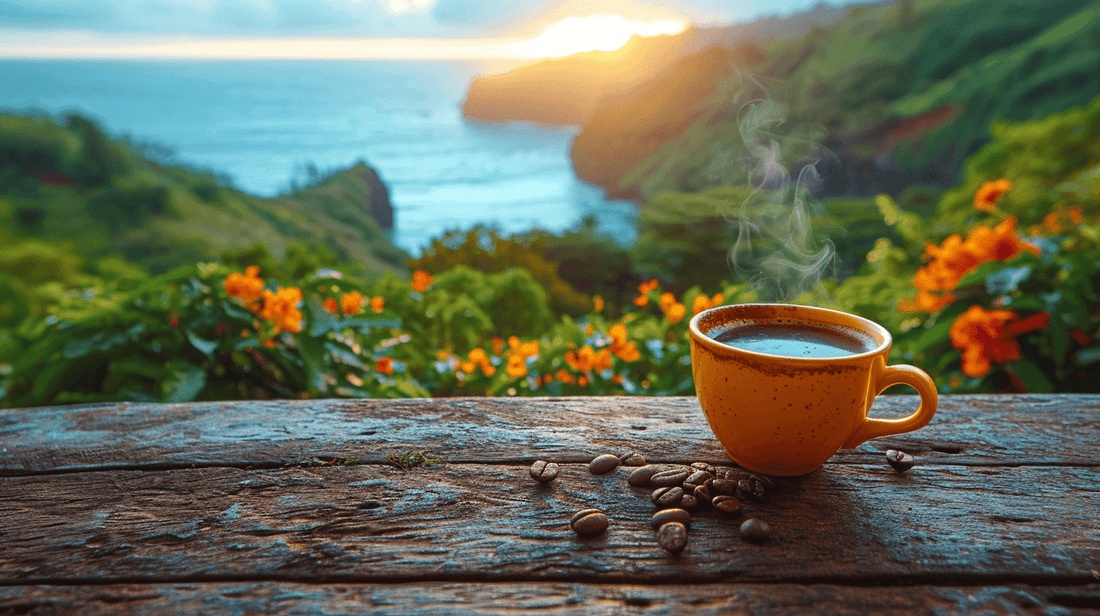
0;59;636;255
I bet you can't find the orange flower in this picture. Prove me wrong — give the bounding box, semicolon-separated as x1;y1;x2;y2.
659;292;677;313
375;357;394;375
906;217;1039;313
973;179;1011;212
949;306;1049;377
411;270;434;293
593;296;604;312
633;294;649;307
224;266;264;303
508;338;539;359
638;279;659;294
614;341;641;362
323;297;340;314
609;324;628;350
578;375;589;387
341;291;364;316
594;348;614;372
666;302;686;324
506;354;527;378
257;287;303;334
692;294;711;315
555;369;575;384
565;346;596;372
607;323;641;362
492;336;504;356
466;348;496;376
370;295;385;313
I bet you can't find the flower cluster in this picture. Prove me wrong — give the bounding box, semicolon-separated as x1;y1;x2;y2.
224;267;304;334
323;290;384;316
224;265;264;303
692;292;725;316
949;306;1050;377
633;279;660;306
907;217;1039;313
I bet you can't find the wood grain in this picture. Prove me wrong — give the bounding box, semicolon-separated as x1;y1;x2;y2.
2;395;1099;474
2;582;1099;615
3;463;1098;585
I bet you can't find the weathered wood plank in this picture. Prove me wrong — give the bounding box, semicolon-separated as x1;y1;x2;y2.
2;581;1099;616
2;463;1098;584
2;395;1099;474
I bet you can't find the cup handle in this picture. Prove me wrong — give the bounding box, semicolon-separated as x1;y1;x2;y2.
843;364;938;449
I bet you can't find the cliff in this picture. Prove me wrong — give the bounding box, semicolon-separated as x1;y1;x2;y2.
461;29;711;126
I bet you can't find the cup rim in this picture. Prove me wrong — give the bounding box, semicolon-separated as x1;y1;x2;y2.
688;303;892;362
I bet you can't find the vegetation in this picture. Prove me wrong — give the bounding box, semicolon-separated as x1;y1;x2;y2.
571;0;1100;200
3;1;1100;406
0;112;404;275
2;95;1097;405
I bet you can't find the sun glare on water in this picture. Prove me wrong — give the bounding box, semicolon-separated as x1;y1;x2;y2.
509;14;688;59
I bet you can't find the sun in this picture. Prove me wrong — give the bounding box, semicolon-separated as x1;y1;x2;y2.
509;14;688;59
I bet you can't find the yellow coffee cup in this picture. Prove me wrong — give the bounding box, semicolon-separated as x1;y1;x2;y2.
688;303;937;476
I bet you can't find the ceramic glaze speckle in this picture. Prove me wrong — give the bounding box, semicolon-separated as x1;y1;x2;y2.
689;304;939;476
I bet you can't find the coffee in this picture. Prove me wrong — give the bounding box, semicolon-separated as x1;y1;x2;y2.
711;322;874;358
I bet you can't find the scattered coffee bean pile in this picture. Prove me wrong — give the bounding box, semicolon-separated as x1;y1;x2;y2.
530;453;780;553
534;448;920;554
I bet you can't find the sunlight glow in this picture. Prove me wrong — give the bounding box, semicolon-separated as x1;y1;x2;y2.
0;13;689;61
508;14;688;59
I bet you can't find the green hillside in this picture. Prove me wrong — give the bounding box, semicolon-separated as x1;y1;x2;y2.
0;112;406;275
570;0;1100;199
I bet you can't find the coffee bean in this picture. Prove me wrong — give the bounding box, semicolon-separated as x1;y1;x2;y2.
712;495;742;517
620;451;647;466
679;494;699;509
529;460;559;483
693;484;712;503
589;453;621;475
740;518;772;543
650;466;692;487
690;462;716;474
651;486;685;508
715;467;749;481
886;449;915;472
737;477;768;502
627;465;661;487
570;509;609;536
650;508;691;530
657;521;688;553
711;478;738;496
685;470;713;486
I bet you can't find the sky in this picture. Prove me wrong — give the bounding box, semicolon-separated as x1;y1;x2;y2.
0;0;854;59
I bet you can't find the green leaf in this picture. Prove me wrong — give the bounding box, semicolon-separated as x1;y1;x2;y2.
294;334;329;395
1005;358;1053;393
911;317;953;354
162;363;207;403
186;331;218;357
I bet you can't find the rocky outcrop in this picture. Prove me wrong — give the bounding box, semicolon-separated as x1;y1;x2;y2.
570;45;737;199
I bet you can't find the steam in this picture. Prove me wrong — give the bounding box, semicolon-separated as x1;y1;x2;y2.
727;76;837;302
